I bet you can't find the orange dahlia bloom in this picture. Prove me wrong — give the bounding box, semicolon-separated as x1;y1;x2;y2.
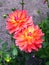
14;25;44;53
6;10;33;34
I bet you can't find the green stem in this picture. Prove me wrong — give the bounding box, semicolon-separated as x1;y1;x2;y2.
20;0;24;10
22;0;24;10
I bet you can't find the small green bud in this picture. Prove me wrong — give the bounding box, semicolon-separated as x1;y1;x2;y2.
20;2;24;5
11;8;16;11
3;14;8;18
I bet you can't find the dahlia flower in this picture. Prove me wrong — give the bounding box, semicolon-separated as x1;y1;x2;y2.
14;25;44;53
6;10;33;34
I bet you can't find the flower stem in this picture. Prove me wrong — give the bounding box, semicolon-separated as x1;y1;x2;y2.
22;0;24;10
20;0;24;10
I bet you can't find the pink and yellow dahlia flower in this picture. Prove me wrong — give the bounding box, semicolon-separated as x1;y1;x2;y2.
14;25;44;53
6;10;33;34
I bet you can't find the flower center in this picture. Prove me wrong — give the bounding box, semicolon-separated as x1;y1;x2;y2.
15;16;18;21
27;32;32;36
26;32;32;42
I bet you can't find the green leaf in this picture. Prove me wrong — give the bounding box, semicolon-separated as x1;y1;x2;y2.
46;30;49;34
12;48;18;56
40;55;47;58
4;53;11;62
0;63;2;65
11;44;15;49
0;50;2;55
46;61;49;65
36;48;48;58
0;58;2;62
42;42;49;48
2;42;8;50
